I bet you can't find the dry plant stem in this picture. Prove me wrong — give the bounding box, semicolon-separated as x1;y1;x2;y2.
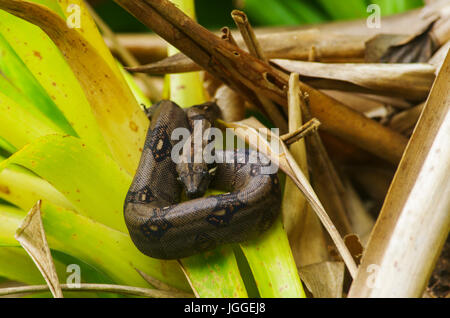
349;51;450;298
231;10;288;133
0;283;193;298
125;53;200;74
218;26;269;123
300;94;353;235
86;3;160;100
15;201;63;298
114;30;368;63
220;27;238;47
231;10;265;61
115;0;408;164
280;118;320;146
283;73;328;268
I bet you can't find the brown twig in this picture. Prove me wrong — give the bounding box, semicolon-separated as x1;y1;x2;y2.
280;118;320;146
231;10;287;133
220;26;238;47
231;10;266;61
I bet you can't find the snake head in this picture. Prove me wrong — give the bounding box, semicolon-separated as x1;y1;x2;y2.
176;162;217;199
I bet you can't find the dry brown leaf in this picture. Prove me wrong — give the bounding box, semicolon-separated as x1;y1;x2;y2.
272;59;436;101
15;201;63;298
298;262;345;298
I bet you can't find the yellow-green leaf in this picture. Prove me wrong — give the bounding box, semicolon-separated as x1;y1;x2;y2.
0;0;148;175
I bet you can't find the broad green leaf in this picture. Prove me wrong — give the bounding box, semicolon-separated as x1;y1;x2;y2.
0;246;103;298
0;11;111;155
0;0;149;175
240;217;306;298
57;0;129;84
0;32;76;136
0;134;130;232
181;246;248;298
0;162;75;212
0;136;15;154
0;202;190;290
0;247;51;284
0;90;61;149
0;204;22;246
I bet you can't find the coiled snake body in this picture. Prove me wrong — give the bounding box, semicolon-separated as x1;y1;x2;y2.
124;100;281;259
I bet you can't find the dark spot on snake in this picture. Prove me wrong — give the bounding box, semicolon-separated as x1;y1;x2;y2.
194;233;216;252
148;125;171;162
141;210;172;239
207;194;246;227
126;185;156;204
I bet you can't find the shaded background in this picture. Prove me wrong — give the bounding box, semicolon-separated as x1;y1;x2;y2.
89;0;424;32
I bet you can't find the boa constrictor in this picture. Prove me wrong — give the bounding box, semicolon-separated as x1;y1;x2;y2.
124;100;281;259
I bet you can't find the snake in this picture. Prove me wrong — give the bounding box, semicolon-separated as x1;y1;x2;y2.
123;100;281;259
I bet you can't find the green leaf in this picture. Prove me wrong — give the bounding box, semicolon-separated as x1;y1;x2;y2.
0;159;75;212
0;202;190;290
240;217;306;298
181;246;248;297
0;0;149;175
0;32;76;136
0;11;111;155
0;136;15;155
0;134;130;232
0;90;62;149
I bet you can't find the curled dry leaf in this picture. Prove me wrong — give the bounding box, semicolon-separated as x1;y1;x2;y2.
15;200;63;298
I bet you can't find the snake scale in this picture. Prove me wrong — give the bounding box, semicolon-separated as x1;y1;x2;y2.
124;100;281;259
